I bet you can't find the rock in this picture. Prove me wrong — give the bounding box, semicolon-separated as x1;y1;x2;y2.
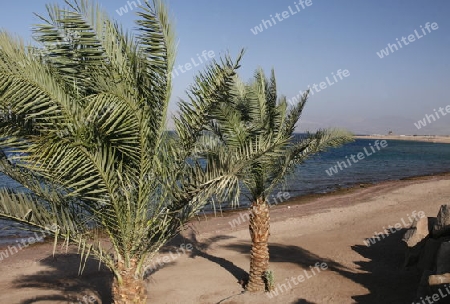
418;238;442;273
417;216;429;236
417;270;434;298
436;242;450;275
409;207;450;301
403;216;429;247
428;284;450;303
428;217;437;234
404;237;427;267
429;273;450;285
433;205;450;237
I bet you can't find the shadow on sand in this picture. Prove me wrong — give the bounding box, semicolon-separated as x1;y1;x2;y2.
11;225;420;303
291;300;316;304
183;232;248;285
13;253;113;303
350;228;420;303
183;227;420;304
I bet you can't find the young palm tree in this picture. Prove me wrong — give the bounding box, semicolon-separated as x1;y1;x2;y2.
0;1;250;302
189;69;354;291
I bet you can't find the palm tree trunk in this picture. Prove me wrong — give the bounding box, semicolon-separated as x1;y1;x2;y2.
112;260;147;304
246;198;270;292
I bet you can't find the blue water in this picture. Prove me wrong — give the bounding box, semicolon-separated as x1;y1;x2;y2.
1;138;450;238
281;138;450;198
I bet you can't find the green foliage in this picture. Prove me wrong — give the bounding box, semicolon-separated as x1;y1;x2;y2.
0;0;353;293
264;269;275;291
0;0;244;282
183;68;354;205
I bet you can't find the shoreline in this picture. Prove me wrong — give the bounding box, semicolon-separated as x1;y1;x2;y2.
1;174;450;302
187;171;450;236
1;171;450;245
355;134;450;144
197;170;450;218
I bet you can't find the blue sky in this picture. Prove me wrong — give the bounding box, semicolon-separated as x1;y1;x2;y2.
1;0;449;135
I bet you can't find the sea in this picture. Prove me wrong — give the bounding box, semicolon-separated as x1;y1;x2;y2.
280;138;450;198
1;138;450;241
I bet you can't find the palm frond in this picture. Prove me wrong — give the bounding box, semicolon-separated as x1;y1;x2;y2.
265;129;354;195
175;49;244;152
197;67;354;203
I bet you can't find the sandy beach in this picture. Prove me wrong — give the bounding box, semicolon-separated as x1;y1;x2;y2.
1;174;450;303
355;135;450;144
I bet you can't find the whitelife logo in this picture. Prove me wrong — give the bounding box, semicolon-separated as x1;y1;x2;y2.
287;69;350;105
250;0;313;35
414;105;450;130
228;192;291;229
325;140;388;177
171;50;215;79
376;22;439;59
364;210;425;247
116;0;147;16
267;262;328;298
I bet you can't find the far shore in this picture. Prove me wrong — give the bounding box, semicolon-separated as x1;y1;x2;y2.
355;134;450;144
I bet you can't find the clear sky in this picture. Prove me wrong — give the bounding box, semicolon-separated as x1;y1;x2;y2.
1;0;449;135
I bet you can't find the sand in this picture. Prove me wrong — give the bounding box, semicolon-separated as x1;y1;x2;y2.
355;134;450;144
1;174;450;303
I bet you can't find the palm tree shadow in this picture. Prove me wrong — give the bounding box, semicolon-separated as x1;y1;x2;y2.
184;231;352;290
162;227;417;303
13;253;113;304
224;242;352;277
291;300;316;304
143;235;201;278
185;231;249;285
223;229;418;303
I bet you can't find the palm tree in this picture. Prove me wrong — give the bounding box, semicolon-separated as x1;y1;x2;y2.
189;69;354;291
0;1;249;302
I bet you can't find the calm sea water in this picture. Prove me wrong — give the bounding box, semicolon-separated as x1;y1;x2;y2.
281;138;450;198
1;139;450;239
